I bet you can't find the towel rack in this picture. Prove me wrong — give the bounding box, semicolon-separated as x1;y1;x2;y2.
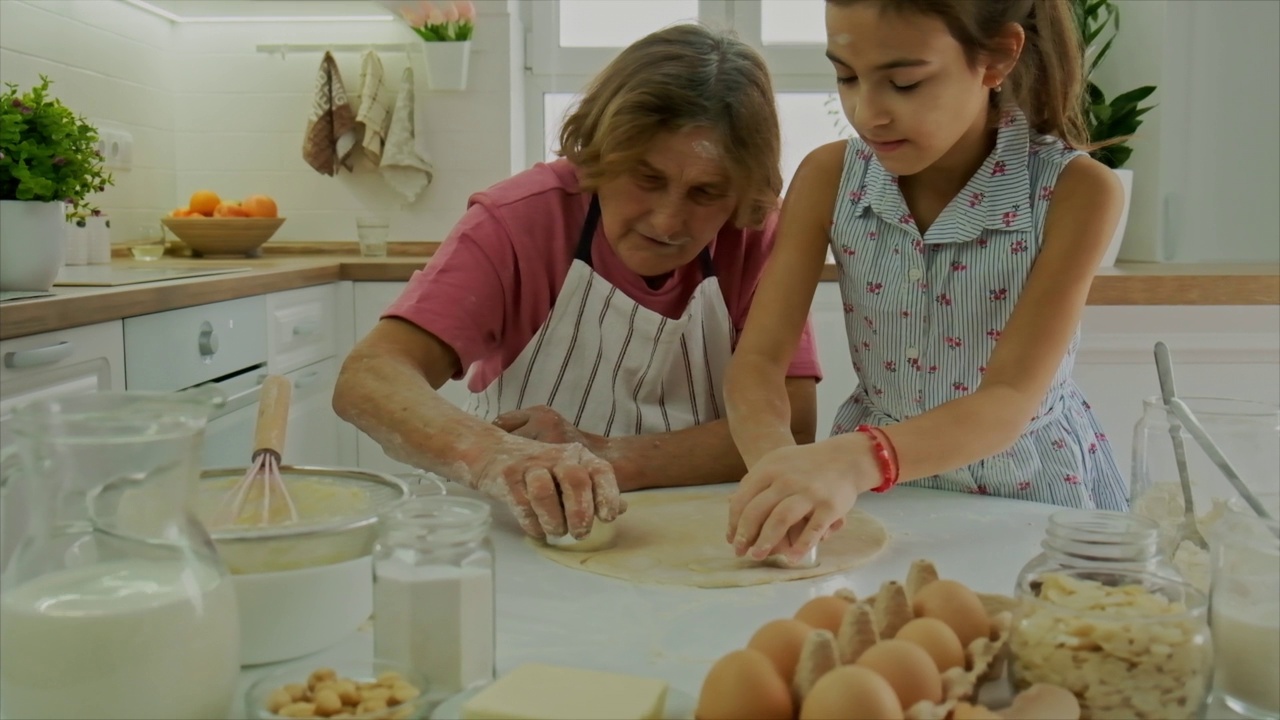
256;43;414;59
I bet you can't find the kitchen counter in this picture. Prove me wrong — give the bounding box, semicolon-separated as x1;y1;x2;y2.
231;485;1243;719
2;254;1277;340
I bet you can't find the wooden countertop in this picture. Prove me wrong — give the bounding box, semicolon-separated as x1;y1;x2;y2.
2;253;1276;341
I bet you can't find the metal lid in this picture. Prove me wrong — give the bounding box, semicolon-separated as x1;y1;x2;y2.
197;465;408;541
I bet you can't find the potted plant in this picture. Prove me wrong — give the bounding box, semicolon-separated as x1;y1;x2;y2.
1076;0;1157;266
0;75;113;291
388;0;476;91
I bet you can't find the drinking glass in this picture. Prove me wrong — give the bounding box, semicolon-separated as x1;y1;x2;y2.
356;216;391;258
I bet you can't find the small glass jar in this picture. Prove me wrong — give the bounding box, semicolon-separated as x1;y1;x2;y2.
1210;500;1280;720
373;497;496;703
1131;396;1280;552
1009;567;1213;720
1015;510;1183;593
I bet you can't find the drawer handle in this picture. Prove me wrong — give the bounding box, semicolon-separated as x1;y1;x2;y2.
293;370;322;389
3;341;74;369
292;321;320;338
198;321;219;359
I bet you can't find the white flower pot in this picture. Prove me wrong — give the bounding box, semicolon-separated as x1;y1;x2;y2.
87;215;112;265
0;200;66;292
1100;168;1133;268
422;40;471;91
64;217;88;266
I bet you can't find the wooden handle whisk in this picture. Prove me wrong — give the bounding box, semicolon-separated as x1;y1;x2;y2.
254;374;292;460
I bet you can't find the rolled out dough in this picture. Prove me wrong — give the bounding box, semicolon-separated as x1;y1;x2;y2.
529;489;889;588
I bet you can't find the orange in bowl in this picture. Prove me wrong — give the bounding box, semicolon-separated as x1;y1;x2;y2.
242;195;279;218
188;190;221;217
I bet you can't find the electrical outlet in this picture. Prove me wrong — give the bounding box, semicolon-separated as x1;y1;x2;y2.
90;120;133;171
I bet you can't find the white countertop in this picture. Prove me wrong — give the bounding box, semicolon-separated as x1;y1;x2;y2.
233;485;1242;719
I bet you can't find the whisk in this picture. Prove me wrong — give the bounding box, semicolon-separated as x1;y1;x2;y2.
213;374;299;527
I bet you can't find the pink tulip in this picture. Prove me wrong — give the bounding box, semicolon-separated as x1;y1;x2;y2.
455;0;476;21
442;1;459;23
399;4;428;28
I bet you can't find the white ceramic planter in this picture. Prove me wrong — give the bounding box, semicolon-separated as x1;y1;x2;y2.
87;214;112;265
422;40;471;91
0;200;66;292
1100;168;1133;268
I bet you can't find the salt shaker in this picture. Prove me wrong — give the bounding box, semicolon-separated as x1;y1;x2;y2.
373;496;496;702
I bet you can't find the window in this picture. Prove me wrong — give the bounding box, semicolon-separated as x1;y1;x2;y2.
525;0;852;193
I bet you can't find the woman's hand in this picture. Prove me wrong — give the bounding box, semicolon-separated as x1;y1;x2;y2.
727;433;881;563
468;430;624;541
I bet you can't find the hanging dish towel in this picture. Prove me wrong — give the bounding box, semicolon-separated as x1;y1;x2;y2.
355;50;393;164
302;51;358;176
379;66;435;202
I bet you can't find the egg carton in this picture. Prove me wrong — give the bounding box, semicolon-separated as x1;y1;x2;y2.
791;559;1015;720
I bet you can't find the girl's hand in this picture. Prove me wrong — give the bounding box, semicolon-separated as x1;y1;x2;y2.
727;433;881;562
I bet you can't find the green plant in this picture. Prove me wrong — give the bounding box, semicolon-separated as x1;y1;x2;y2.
0;75;113;216
396;0;475;42
1076;0;1157;169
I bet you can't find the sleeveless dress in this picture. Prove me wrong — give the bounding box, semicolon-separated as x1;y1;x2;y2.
828;107;1127;510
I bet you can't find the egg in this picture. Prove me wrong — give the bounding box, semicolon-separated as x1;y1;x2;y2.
894;617;966;672
794;595;852;635
695;648;793;720
853;639;943;710
952;701;1003;719
910;579;991;649
800;665;904;720
746;619;814;682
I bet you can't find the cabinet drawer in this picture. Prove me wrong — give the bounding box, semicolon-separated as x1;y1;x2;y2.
268;284;336;374
124;295;267;391
0;320;125;393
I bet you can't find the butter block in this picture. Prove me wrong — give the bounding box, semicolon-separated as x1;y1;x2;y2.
461;663;668;720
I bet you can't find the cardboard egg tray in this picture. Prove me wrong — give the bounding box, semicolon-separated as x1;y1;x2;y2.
791;559;1015;720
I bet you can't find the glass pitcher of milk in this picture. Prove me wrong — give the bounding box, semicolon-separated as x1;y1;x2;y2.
0;390;241;720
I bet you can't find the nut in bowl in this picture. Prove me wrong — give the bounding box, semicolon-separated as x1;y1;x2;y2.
160;216;285;257
245;660;430;719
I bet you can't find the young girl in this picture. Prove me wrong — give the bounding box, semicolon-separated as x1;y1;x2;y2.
724;0;1127;562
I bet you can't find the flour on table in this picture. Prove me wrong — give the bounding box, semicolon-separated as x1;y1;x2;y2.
529;489;889;588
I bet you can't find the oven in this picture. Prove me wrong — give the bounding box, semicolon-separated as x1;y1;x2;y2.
123;294;269;468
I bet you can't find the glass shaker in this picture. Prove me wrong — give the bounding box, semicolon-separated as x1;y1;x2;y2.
1014;509;1183;593
1209;496;1280;720
0;391;241;720
373;496;496;704
1131;396;1280;553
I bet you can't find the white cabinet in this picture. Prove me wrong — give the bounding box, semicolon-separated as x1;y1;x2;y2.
0;320;125;571
266;284;355;468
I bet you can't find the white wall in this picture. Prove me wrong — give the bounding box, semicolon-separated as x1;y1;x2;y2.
0;0;176;244
170;1;522;242
1096;0;1280;264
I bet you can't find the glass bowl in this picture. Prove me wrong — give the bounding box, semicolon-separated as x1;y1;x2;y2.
244;658;431;720
1009;567;1212;720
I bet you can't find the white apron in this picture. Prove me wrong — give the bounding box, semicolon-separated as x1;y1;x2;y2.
464;195;736;437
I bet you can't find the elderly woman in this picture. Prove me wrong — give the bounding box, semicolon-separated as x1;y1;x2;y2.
333;24;821;542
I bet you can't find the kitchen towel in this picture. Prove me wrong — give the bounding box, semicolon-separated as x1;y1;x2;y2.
355;50;393;164
302;51;358;176
379;66;434;202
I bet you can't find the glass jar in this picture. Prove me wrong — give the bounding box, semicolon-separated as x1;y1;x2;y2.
373;496;495;704
1015;510;1182;594
1131;396;1280;554
0;390;240;720
1009;567;1213;720
1209;499;1280;720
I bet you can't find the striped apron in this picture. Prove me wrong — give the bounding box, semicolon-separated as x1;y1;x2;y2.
463;195;736;437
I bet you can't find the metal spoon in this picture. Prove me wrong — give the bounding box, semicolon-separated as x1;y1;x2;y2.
1166;397;1275;523
1153;342;1209;551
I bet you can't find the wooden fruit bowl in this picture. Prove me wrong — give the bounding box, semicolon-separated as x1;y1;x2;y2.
161;217;286;257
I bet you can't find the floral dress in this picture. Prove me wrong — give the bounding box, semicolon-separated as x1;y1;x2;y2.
828;107;1127;510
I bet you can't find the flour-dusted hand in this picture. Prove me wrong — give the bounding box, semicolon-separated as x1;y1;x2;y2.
727;434;879;563
471;416;624;540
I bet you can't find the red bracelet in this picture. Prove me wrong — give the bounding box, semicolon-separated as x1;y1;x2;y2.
855;424;900;493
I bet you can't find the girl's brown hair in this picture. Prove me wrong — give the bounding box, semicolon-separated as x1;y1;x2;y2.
829;0;1091;149
557;24;782;228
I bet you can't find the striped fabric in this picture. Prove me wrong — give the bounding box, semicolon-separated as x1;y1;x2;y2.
464;260;736;437
827;107;1127;510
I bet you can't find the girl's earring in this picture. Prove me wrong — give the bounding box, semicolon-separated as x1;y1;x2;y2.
993;84;1003;93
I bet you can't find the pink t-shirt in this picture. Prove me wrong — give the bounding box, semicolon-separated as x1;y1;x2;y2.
384;159;823;393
